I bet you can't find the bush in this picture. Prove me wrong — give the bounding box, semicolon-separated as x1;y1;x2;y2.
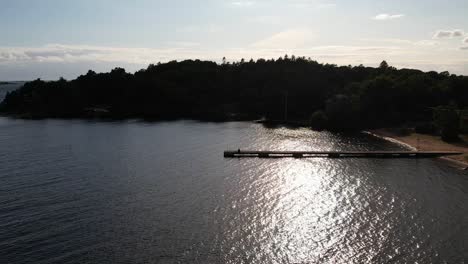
310;110;328;130
325;94;360;130
433;105;460;142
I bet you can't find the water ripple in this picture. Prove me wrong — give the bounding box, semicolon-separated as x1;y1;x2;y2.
0;119;466;263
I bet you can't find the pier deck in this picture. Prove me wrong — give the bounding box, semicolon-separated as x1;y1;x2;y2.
224;150;462;158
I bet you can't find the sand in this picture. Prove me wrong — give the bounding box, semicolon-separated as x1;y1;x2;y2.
369;128;468;169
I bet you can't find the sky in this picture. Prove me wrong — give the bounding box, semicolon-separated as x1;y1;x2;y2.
0;0;467;80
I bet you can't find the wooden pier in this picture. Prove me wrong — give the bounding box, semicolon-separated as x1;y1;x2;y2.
224;150;462;159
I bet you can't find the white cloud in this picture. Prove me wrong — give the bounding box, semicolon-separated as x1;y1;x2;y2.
359;38;412;44
251;29;316;49
1;41;468;78
433;30;452;39
248;15;281;25
291;0;336;8
453;29;464;37
317;3;336;8
414;40;440;46
0;44;210;65
226;45;468;75
230;1;254;7
373;14;404;21
460;36;468;50
243;0;336;9
177;24;222;34
165;41;200;48
433;29;465;39
359;38;439;47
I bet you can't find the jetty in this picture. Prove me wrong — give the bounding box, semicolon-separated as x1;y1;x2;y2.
224;150;462;158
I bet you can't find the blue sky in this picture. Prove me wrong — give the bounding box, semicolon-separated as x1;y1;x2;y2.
1;0;467;80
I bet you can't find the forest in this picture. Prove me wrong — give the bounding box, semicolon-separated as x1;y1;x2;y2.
1;56;468;134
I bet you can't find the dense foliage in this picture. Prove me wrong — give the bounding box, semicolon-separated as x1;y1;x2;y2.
433;105;461;141
1;57;468;131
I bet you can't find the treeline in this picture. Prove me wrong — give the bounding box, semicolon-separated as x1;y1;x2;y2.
1;56;468;131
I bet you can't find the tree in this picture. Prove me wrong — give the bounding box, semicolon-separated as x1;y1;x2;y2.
433;105;460;142
2;57;468;132
379;60;389;69
310;110;328;130
325;94;360;130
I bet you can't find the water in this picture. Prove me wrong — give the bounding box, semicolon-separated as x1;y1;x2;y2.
0;118;466;264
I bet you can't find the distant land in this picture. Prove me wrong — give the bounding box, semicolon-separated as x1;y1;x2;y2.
0;81;26;86
1;57;468;132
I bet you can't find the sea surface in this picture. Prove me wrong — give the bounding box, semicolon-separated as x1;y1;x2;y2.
0;84;467;264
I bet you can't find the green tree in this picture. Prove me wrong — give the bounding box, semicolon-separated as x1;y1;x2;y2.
379;60;389;69
2;57;468;131
325;94;360;130
310;110;328;130
433;105;460;142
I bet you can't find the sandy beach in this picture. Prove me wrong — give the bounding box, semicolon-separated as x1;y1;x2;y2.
369;128;468;169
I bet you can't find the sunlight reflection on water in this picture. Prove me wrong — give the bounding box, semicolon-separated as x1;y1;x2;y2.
213;125;466;264
219;156;364;263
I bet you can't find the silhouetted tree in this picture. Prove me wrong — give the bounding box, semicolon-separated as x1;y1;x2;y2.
1;57;467;131
379;60;389;69
433;105;460;142
310;110;328;130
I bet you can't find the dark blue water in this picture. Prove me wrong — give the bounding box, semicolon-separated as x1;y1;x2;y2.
0;117;467;264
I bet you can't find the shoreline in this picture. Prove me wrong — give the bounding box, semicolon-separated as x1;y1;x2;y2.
368;128;468;170
1;113;467;169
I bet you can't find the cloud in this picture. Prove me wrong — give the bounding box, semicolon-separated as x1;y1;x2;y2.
230;1;254;7
251;29;316;49
433;30;452;39
359;38;439;47
433;29;465;39
317;3;336;8
453;29;464;37
458;36;468;50
373;14;404;21
165;41;200;48
414;40;440;46
248;15;281;25
242;0;336;9
1;41;468;79
460;37;468;50
291;0;336;8
359;38;412;45
0;44;210;65
177;24;222;34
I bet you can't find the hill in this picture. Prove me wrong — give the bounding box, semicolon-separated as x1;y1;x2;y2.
1;57;467;130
